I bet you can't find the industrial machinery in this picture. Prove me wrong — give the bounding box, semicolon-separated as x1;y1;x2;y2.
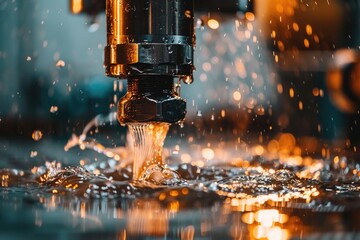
70;0;254;125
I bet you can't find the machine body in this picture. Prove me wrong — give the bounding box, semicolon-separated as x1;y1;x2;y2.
104;0;194;125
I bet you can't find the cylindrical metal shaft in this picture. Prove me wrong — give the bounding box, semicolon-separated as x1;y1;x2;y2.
104;0;194;78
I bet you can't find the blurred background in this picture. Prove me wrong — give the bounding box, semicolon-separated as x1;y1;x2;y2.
1;0;360;152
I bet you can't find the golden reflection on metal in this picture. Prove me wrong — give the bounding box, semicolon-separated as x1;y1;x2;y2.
70;0;83;14
107;0;121;45
106;0;124;76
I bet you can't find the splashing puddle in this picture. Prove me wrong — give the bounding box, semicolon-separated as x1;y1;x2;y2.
2;115;360;238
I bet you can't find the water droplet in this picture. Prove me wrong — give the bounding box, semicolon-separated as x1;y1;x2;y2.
181;76;193;84
32;130;43;141
185;57;192;64
26;56;31;61
195;18;204;29
30;151;38;158
49;106;58;113
125;3;130;11
125;3;136;12
167;45;173;54
55;59;65;68
88;21;100;32
53;52;60;61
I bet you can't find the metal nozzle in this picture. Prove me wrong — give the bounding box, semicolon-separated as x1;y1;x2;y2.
118;76;186;124
104;0;194;124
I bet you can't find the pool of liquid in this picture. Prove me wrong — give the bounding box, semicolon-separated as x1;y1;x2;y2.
1;137;360;240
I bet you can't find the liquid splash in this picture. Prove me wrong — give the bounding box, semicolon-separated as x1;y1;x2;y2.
128;123;168;180
3;114;360;239
64;113;180;184
2;155;360;210
3;136;360;239
57;113;360;209
64;112;132;167
128;122;180;183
